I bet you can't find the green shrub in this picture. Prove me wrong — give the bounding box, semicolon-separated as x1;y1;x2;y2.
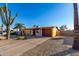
16;36;26;40
10;32;17;35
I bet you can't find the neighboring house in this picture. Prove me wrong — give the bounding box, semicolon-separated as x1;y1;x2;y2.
13;29;21;35
13;29;19;32
0;26;6;35
23;26;60;38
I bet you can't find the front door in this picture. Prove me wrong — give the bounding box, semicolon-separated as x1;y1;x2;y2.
33;30;35;36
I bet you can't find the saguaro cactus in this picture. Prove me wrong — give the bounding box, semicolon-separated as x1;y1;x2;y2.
0;4;18;39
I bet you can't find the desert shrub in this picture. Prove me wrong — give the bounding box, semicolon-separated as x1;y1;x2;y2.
16;36;26;40
10;32;17;35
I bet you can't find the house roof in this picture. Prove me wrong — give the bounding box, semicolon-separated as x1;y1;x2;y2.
24;26;58;30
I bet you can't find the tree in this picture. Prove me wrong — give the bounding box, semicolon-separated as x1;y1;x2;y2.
60;25;67;31
14;23;26;35
0;4;18;39
33;25;39;28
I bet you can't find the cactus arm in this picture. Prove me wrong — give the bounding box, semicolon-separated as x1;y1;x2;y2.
0;8;7;26
8;10;12;25
10;13;18;25
5;3;9;22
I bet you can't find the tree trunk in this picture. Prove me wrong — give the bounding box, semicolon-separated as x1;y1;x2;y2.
20;29;22;36
72;3;79;50
1;24;3;35
6;25;10;39
21;29;24;36
19;29;22;36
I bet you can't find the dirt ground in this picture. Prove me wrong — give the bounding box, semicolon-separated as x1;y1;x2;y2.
0;36;79;56
0;37;49;56
22;37;79;56
22;38;70;56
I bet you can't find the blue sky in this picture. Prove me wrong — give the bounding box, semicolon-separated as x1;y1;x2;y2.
0;3;75;29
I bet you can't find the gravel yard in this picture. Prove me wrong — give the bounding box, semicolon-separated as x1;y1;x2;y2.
0;37;49;56
0;36;79;56
22;38;70;56
22;37;79;56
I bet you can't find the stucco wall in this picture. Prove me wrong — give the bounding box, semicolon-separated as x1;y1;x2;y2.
23;27;59;37
23;29;31;35
56;30;60;36
52;27;57;37
35;29;42;36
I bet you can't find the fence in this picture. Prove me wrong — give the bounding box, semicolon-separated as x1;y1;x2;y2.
57;30;74;36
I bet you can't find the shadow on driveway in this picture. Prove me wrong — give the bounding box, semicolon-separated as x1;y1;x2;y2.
50;48;78;56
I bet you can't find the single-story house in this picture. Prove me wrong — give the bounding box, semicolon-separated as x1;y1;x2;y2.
23;26;60;37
